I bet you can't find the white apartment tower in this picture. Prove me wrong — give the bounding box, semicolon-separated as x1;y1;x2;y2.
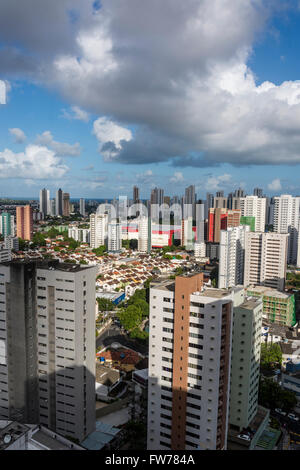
138;217;149;252
147;274;233;451
0;260;97;443
79;198;86;217
244;232;288;292
218;225;250;289
240;196;266;232
108;221;122;252
271;195;300;265
89;213;108;249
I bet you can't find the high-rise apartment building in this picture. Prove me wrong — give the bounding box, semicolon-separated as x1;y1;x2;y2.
181;217;194;250
39;189;50;217
184;185;196;219
213;197;228;209
229;297;262;431
233;188;245;198
16;205;33;241
0;260;97;442
56;189;63;217
218;225;250;289
253;188;263;198
0;212;14;237
50;199;56;217
240;196;266;232
244;232;288;291
147;274;233;451
138;217;150;252
0;247;11;262
108;221;122;252
207;209;241;243
63;193;70;217
133;186;140;204
271;195;300;265
79;198;86;217
90;213;108;249
4;236;19;251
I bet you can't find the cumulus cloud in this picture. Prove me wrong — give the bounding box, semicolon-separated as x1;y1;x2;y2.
170;172;184;183
93;117;132;160
0;145;68;179
61;105;90;122
36;131;81;157
205;174;232;191
135;169;154;185
2;1;300;167
0;80;6;104
268;178;282;191
9;127;27;143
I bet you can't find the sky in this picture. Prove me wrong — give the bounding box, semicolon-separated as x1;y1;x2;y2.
1;0;300;199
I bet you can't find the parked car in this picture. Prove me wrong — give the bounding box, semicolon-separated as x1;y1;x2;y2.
275;408;287;416
237;434;251;441
288;413;299;422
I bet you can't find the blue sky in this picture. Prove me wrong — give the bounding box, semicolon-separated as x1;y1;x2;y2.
1;0;300;200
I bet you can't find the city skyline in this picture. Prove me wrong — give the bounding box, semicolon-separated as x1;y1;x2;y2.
1;2;300;198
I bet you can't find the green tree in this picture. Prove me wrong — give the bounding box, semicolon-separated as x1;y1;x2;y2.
47;227;60;239
117;305;142;331
122;240;130;249
31;232;47;248
130;328;149;340
260;343;282;370
18;238;27;251
258;378;297;411
92;245;107;256
97;297;115;312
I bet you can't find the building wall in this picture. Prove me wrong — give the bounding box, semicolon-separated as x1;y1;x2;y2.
218;225;249;289
147;276;233;451
244;232;288;292
229;300;262;431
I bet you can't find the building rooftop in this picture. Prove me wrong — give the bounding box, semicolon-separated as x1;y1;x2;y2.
0;421;83;450
239;298;262;310
0;258;93;273
95;363;120;387
81;421;121;451
0;421;29;450
150;279;175;292
198;288;230;299
247;285;291;299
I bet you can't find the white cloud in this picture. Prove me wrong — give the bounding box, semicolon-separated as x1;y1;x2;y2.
205;174;232;191
136;169;154;184
9;127;27;143
170;172;184;183
268;178;282;192
61;105;90;122
36;131;81;157
3;1;300;167
93;117;132;160
0;145;69;179
0;80;6;104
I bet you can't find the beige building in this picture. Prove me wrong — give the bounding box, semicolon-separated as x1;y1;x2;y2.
244;232;288;292
63;192;70;217
16;205;33;241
